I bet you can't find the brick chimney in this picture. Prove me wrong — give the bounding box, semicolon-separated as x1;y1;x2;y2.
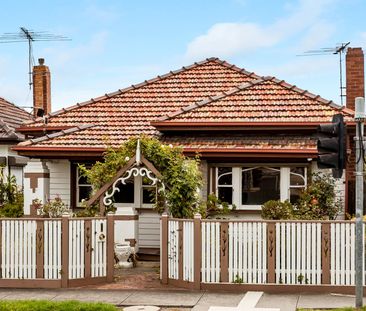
32;58;51;117
346;48;364;111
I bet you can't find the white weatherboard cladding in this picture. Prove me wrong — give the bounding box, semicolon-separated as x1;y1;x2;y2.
138;211;160;248
47;160;71;207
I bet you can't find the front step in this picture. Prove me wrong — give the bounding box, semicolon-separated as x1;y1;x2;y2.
137;248;160;261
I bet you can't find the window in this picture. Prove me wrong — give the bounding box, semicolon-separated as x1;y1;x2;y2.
217;167;233;204
289;167;307;204
76;167;93;205
142;177;156;205
241;167;280;205
214;165;307;210
114;180;135;204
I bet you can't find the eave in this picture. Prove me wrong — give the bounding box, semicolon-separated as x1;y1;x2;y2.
152;121;356;131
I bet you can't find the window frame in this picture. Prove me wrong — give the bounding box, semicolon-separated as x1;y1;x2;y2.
214;164;308;211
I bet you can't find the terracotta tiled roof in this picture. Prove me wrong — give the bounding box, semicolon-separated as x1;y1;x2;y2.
15;57;353;152
156;77;353;124
0;97;32;141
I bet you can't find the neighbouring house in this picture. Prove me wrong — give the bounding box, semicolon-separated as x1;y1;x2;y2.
13;48;364;258
0;97;32;187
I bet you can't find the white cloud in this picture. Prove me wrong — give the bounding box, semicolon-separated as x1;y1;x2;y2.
185;0;337;60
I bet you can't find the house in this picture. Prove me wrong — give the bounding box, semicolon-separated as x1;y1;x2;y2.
0;97;32;187
13;48;364;257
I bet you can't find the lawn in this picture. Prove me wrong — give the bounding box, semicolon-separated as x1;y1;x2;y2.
0;300;118;311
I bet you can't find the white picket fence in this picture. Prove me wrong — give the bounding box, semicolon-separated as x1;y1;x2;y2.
165;219;366;286
0;217;108;282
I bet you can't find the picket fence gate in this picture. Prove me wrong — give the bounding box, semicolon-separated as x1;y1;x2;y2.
0;214;114;288
161;214;366;293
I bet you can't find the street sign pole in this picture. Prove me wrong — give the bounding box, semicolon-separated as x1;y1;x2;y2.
355;97;365;308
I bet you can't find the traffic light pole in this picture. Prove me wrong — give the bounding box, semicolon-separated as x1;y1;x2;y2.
355;97;365;308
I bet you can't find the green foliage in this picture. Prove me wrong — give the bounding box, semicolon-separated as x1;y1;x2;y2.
0;166;23;218
261;200;294;220
37;196;71;218
0;299;118;311
80;136;202;218
196;193;236;219
233;273;243;284
294;172;340;220
261;173;341;220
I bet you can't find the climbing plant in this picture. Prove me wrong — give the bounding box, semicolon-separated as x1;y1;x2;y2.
79;136;202;218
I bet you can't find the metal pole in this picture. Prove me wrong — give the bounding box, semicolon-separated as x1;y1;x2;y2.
355;97;365;308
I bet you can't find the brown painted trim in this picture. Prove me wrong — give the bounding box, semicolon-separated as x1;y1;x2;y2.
24;172;50;193
184;148;317;155
211;167;217;194
161;214;169;284
36;220;44;279
106;214;115;283
141;154;163;179
61;215;69;288
220;222;229;282
321;223;331;284
178;222;183;281
200;283;366;295
87;156;137;207
193;214;202;290
167;278;196;290
68;277;107;287
0;279;61;288
113;215;139;221
84;220;92;279
267;223;276;283
152;121;340;128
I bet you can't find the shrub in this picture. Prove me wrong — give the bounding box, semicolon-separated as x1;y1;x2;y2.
261;200;294;220
37;196;71;218
294;172;341;220
0;166;23;218
196;193;236;219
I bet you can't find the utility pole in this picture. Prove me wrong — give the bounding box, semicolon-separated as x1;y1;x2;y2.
354;97;365;308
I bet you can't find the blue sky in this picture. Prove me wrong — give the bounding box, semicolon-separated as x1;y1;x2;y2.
0;0;365;112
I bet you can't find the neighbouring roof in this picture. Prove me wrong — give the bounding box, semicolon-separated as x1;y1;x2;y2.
14;57;354;154
0;97;32;141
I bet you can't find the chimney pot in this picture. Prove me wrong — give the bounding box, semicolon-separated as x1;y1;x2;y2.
38;58;45;65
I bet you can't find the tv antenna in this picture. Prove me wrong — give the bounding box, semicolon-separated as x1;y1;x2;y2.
0;27;71;89
298;42;350;106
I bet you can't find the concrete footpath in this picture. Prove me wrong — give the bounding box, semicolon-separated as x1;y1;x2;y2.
0;289;364;310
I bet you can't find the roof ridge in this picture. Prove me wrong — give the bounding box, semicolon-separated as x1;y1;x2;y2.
24;57;248;125
19;123;95;146
0;118;23;140
156;77;266;122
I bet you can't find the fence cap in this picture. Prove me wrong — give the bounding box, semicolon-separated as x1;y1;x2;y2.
194;213;202;219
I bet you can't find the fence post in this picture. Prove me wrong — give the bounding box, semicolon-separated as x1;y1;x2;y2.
106;212;115;282
178;221;183;281
321;223;331;284
161;212;169;284
193;213;202;290
36;220;44;279
267;222;276;283
61;213;70;288
84;220;92;279
220;222;229;282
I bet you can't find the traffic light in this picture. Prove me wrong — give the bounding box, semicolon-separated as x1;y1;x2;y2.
317;114;346;178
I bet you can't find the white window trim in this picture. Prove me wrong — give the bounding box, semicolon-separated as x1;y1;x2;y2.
215;165;307;211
